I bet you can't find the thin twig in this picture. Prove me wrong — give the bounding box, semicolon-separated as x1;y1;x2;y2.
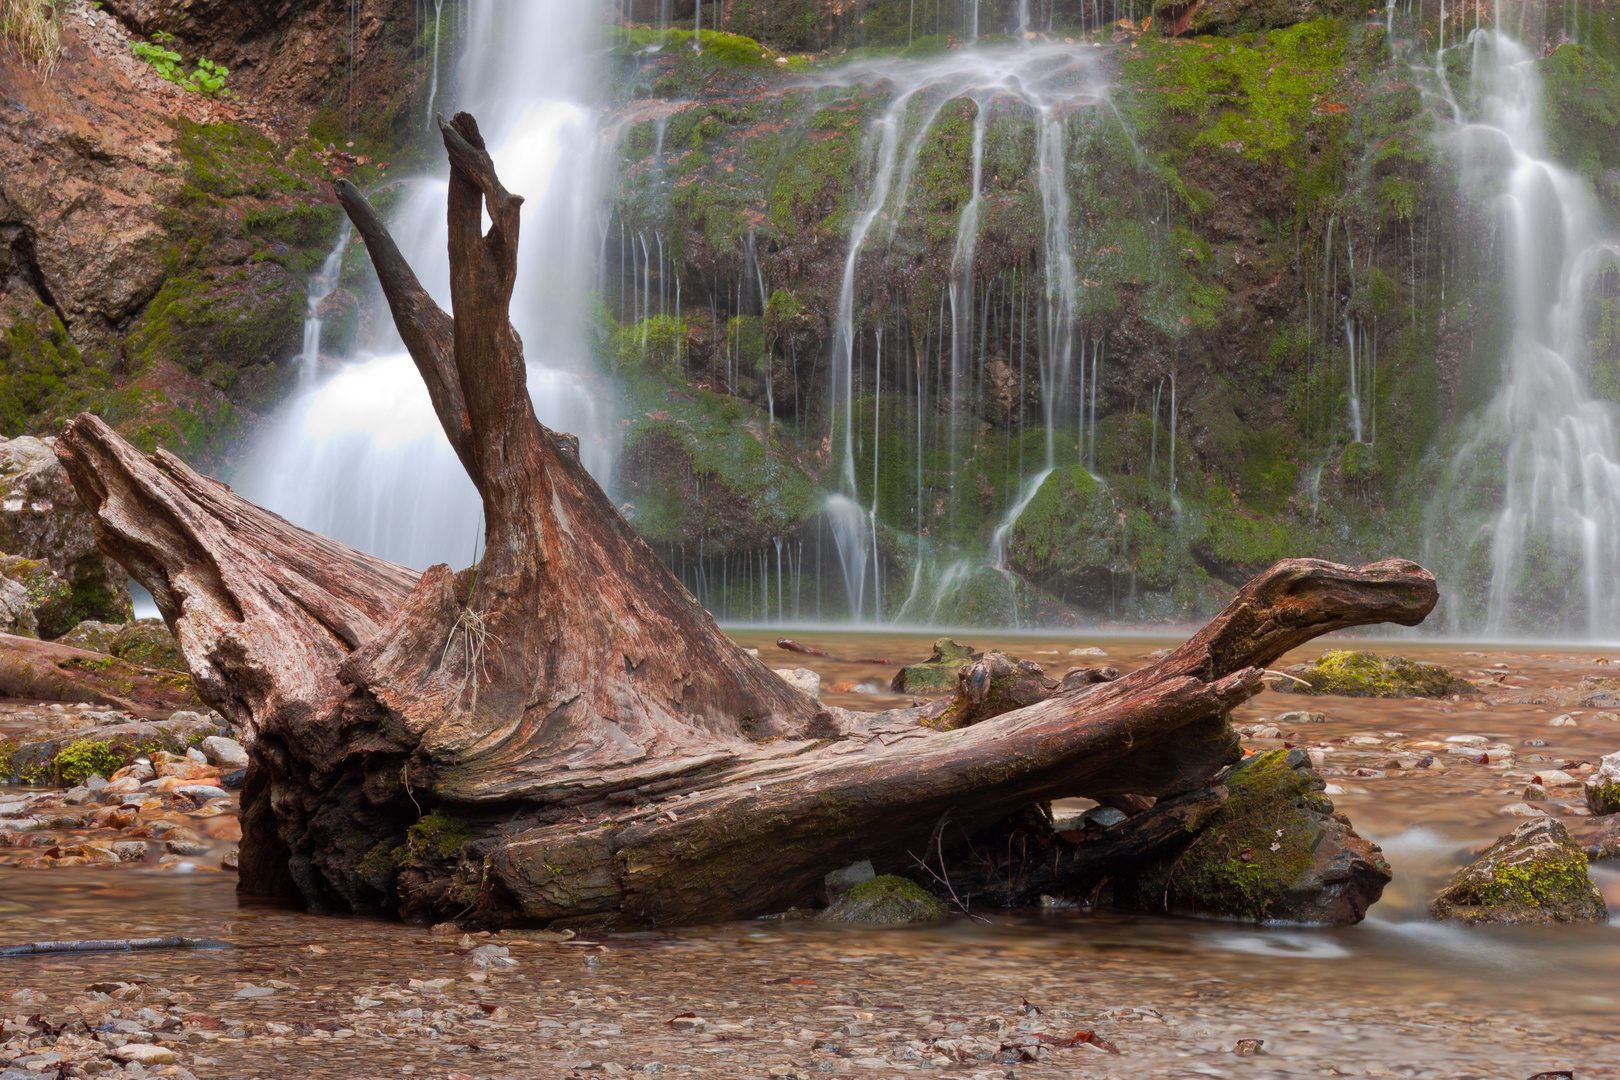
1261;669;1312;687
906;811;990;924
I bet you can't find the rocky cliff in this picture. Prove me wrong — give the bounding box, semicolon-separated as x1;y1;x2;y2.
6;0;1620;630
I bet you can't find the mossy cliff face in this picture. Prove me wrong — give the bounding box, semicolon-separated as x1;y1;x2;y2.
1430;817;1607;925
0;0;429;471
599;0;1588;624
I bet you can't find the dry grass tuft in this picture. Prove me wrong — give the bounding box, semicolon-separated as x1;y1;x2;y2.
0;0;61;71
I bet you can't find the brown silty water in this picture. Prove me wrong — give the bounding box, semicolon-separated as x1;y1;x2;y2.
2;634;1618;1080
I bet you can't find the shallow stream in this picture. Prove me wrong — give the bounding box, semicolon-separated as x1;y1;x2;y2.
3;634;1619;1079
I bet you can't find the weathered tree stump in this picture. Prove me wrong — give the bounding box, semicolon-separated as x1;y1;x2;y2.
53;113;1439;929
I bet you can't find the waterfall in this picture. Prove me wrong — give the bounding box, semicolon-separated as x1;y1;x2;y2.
238;3;617;571
298;223;352;388
424;0;444;132
1434;27;1620;637
817;44;1108;620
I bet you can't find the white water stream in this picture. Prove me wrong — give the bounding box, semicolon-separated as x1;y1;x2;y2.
239;3;615;571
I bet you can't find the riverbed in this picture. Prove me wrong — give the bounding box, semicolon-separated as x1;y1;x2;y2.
3;633;1618;1080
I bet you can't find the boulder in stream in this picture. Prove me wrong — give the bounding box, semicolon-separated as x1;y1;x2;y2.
1116;748;1392;924
1430;818;1607;925
820;874;945;925
888;638;980;693
1274;650;1476;698
1586;750;1620;816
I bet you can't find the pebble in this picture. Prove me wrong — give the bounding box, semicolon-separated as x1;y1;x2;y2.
1523;783;1549;801
1275;710;1326;724
1498;802;1550;817
199;735;248;768
1549;714;1578;726
1445;735;1488;747
1068;646;1107;656
114;1044;176;1065
1533;770;1579;787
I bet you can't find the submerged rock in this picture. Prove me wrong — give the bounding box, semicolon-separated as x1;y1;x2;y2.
1572;814;1620;861
1430;818;1607;926
1116;748;1392;925
820;874;945;925
1275;650;1476;699
1586;750;1620;816
889;638;980;693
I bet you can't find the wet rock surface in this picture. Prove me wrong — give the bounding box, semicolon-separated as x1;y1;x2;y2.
1430;817;1608;926
1276;650;1478;699
56;619;186;672
1117;749;1392;924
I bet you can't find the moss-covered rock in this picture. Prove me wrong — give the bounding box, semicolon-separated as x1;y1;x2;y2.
57;619;185;672
1118;748;1392;924
1276;650;1476;698
1430;818;1607;925
820;874;945;925
888;637;980;693
123;263;304;411
1586;750;1620;816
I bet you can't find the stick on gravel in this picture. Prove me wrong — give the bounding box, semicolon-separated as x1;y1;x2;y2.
0;937;232;957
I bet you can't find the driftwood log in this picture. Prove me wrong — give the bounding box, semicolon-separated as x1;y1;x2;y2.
53;113;1439;929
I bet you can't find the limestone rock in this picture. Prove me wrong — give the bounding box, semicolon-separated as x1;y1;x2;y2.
1586;750;1620;816
1275;650;1476;699
820;874;945;925
0;574;36;636
200;735;249;768
1116;748;1392;925
1430;818;1607;925
0;437;132;635
773;667;821;699
888;638;980;693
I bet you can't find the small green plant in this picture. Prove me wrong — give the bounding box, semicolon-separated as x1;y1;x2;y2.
130;30;230;97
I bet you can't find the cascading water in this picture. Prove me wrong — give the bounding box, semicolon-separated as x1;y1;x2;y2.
1429;18;1620;638
239;3;618;571
820;44;1109;622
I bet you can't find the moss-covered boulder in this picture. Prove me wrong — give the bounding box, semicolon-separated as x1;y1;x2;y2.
888;638;980;694
1430;818;1607;925
1275;650;1476;698
1585;750;1620;816
57;619;185;672
1117;748;1392;924
820;874;945;925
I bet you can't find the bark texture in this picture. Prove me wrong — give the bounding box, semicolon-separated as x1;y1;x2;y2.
54;113;1440;930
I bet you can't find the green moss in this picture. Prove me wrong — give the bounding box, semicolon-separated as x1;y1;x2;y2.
405;810;471;863
51;740;125;786
1119;21;1350;164
0;302;114;438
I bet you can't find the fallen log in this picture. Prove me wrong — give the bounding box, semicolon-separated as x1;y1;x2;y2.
53;112;1439;930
